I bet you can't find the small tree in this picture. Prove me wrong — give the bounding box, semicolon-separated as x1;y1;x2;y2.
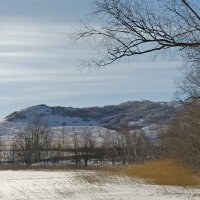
72;129;80;165
13;118;52;166
163;104;200;169
119;122;130;165
13;129;34;165
55;126;71;165
0;137;5;163
100;129;120;165
80;128;95;167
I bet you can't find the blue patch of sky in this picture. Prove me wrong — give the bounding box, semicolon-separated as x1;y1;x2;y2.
0;0;181;120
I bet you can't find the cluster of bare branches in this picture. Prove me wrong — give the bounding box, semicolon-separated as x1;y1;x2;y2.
74;0;200;67
12;118;52;166
176;55;200;102
75;0;200;101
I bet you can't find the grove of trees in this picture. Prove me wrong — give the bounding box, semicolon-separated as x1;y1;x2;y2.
12;118;52;166
0;119;165;167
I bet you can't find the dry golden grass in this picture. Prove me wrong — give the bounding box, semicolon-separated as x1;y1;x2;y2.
102;160;200;187
1;160;200;187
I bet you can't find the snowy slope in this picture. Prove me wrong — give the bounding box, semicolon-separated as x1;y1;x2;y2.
5;104;98;127
0;101;182;138
0;104;99;137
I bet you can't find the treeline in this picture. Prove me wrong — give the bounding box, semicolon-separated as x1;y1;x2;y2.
0;118;165;167
1;104;198;169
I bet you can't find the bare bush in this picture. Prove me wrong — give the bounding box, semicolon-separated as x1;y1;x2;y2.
163;104;200;169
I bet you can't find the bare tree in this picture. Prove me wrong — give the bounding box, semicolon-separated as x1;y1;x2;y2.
117;122;164;164
0;137;5;163
13;126;35;165
119;122;130;164
54;126;71;165
163;104;200;169
176;59;200;102
80;128;95;167
100;129;120;165
13;118;52;166
72;128;80;165
74;0;200;67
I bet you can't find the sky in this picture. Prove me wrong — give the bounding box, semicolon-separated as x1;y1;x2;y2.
0;0;181;121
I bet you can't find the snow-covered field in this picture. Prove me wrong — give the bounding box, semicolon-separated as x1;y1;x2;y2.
0;170;199;200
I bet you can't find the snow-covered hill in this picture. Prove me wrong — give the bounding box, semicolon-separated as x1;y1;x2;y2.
5;104;98;127
0;100;182;138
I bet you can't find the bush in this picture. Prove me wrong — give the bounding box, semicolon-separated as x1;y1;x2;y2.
163;105;200;169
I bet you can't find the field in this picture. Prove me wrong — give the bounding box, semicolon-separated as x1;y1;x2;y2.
0;170;200;200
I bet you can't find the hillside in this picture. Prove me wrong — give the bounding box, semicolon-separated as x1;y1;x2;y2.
0;100;182;137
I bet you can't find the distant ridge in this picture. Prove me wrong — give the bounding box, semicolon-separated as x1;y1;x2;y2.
0;100;183;137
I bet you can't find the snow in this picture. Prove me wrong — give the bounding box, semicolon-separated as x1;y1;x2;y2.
0;170;199;200
0;103;172;140
0;104;102;138
0;123;116;139
2;104;99;129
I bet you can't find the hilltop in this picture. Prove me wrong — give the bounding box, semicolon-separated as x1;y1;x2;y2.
0;100;182;137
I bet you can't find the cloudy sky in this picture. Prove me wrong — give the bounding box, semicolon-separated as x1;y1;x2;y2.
0;0;181;120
